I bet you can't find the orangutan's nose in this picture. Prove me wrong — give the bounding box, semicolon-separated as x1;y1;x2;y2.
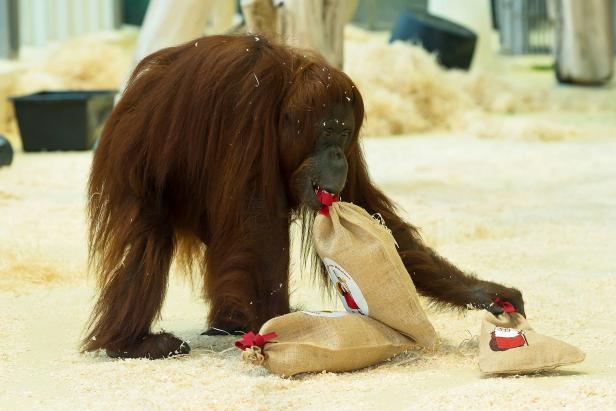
320;146;348;195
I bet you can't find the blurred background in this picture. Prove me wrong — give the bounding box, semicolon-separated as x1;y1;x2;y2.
0;0;615;155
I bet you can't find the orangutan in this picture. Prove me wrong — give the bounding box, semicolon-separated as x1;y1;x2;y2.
82;34;524;359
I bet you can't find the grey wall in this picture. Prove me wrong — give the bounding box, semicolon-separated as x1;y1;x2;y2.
352;0;427;30
353;0;615;55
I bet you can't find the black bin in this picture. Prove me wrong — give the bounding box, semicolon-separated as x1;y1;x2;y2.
391;10;477;70
10;90;116;152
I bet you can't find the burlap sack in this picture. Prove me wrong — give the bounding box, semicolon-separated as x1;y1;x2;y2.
479;312;585;374
313;201;439;351
239;311;415;377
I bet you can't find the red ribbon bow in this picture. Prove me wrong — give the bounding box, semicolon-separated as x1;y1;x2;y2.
494;297;517;313
235;331;277;351
316;190;339;216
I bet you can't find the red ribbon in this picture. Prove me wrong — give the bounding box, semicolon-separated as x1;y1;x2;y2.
494;297;517;313
235;331;277;351
316;190;339;216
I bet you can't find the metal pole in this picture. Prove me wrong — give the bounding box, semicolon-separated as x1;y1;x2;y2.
554;0;613;84
0;0;19;59
112;0;123;29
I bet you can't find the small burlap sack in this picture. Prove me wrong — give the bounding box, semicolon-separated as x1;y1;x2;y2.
479;312;585;375
238;311;415;377
313;201;439;351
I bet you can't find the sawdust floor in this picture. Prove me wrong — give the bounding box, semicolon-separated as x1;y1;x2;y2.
1;132;615;410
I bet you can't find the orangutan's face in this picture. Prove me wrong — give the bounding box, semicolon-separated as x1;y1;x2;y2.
292;104;355;210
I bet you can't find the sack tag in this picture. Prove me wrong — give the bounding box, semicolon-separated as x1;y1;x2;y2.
489;327;528;351
323;257;369;315
301;310;348;318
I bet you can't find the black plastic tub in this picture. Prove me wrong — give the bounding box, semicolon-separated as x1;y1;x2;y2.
0;134;13;166
10;90;116;152
390;10;477;70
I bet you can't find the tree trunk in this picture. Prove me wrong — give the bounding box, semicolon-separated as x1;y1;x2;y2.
240;0;279;39
242;0;352;69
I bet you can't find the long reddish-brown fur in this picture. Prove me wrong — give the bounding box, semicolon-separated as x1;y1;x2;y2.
82;34;523;358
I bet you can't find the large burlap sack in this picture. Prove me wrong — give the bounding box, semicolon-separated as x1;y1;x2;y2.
238;311;415;377
313;201;439;351
479;312;585;375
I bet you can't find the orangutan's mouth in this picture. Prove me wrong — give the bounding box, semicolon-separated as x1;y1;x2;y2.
310;183;339;212
311;181;335;197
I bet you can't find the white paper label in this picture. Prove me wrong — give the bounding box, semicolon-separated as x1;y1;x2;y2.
301;311;348;318
494;327;522;338
323;257;369;315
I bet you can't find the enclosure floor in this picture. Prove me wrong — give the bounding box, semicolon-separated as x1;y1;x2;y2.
1;133;615;410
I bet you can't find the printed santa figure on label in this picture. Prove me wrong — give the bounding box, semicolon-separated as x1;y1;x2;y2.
335;277;359;310
323;258;369;315
490;327;528;351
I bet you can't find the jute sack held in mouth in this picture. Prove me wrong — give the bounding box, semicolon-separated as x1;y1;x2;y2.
478;312;585;375
237;311;415;377
313;201;439;351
